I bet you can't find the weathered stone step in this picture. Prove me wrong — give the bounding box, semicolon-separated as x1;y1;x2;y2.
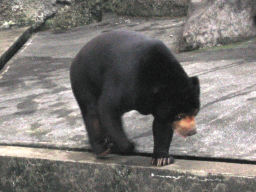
0;146;255;192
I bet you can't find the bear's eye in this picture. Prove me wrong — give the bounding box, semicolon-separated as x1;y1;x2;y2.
176;113;186;120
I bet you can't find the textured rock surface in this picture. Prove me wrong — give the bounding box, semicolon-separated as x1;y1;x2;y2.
0;0;102;30
45;0;102;32
180;0;256;51
106;0;189;17
0;0;188;31
0;0;57;29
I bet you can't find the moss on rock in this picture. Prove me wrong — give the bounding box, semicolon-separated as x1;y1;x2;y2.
0;0;56;29
45;0;102;32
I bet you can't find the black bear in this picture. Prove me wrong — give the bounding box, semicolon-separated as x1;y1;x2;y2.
70;30;200;166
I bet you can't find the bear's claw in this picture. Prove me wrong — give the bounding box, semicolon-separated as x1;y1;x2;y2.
96;147;111;158
151;156;174;166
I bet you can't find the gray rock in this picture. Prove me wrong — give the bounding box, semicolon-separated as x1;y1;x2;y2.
0;0;57;29
0;0;102;31
107;0;189;17
0;21;15;29
180;0;256;51
45;0;102;32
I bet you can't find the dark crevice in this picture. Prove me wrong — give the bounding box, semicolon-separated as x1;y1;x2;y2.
56;0;72;5
0;13;56;72
172;154;256;165
253;15;256;26
0;28;33;71
133;151;256;165
0;143;255;165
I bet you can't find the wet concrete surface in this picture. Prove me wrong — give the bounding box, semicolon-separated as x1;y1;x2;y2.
0;13;255;161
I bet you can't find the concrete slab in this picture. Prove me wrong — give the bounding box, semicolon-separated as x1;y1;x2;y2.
0;14;255;161
0;146;256;191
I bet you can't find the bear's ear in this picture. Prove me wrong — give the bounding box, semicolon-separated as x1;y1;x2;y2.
190;76;200;96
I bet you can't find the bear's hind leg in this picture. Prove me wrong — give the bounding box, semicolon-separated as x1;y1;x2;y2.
98;93;135;155
80;103;111;157
73;84;111;157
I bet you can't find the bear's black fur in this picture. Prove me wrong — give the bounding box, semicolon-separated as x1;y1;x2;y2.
70;31;200;166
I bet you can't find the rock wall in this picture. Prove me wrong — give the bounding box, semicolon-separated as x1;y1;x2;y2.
105;0;189;17
1;0;255;50
180;0;256;51
0;0;190;31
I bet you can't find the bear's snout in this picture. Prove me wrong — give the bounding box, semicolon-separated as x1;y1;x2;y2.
173;116;197;138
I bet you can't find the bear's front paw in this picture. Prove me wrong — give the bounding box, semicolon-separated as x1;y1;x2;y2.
151;155;174;166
